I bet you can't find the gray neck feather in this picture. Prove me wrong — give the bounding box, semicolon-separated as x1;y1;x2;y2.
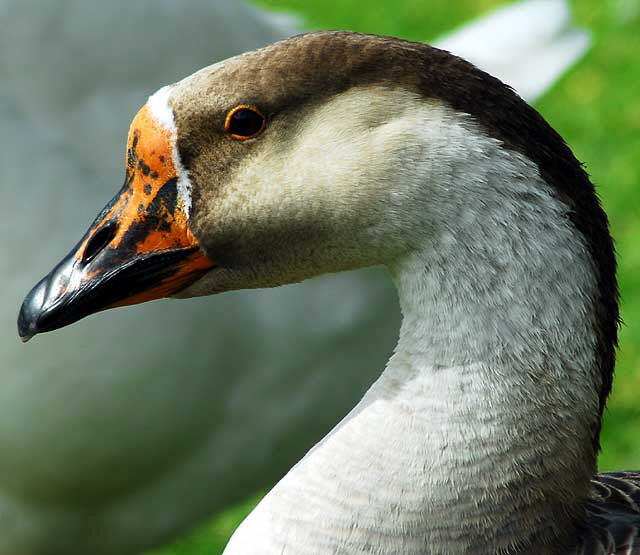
223;108;602;555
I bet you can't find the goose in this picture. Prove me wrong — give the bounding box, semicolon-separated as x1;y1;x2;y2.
18;30;639;554
2;1;592;553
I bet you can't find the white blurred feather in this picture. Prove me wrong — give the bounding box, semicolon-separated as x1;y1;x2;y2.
435;0;590;101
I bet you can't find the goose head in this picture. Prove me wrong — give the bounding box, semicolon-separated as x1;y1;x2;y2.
18;31;617;413
17;33;423;338
16;32;455;335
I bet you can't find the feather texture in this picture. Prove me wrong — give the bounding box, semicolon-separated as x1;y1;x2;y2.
574;474;640;554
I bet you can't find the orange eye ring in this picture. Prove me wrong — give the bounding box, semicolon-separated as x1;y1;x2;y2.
224;105;266;141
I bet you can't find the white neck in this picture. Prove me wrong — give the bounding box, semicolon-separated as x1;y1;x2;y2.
223;111;603;555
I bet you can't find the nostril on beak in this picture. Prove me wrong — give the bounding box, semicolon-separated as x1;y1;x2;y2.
81;221;118;265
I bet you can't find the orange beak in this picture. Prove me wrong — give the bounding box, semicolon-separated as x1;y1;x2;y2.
18;105;214;341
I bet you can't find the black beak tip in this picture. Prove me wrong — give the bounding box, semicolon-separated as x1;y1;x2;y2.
17;278;48;343
18;313;36;343
19;330;35;343
17;244;201;343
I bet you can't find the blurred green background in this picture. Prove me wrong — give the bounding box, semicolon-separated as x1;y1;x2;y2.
154;0;640;553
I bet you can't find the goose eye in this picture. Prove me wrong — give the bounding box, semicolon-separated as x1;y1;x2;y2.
225;106;266;140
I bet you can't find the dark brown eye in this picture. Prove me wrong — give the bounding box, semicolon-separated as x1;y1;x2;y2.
224;105;266;140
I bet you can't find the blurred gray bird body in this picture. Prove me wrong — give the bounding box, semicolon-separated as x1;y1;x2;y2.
1;1;592;554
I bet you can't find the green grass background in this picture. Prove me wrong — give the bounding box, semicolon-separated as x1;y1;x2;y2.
154;1;640;552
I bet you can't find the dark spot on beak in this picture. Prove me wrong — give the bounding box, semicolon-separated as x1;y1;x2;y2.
127;132;140;168
150;177;178;218
138;160;151;176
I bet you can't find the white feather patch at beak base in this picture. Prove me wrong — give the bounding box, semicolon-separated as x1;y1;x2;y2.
147;84;193;219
